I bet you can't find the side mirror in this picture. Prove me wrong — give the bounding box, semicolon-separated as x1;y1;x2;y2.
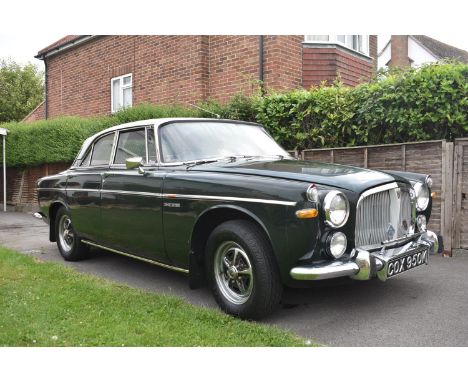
125;156;144;170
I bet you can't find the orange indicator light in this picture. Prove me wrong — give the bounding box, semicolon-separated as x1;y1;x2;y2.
295;208;319;219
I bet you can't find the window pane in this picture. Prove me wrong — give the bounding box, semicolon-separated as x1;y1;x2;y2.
80;148;92;167
123;75;132;86
114;129;146;164
146;127;157;163
90;134;114;166
336;35;346;43
305;35;329;42
112;79;121;112
346;35;354;49
123;87;132;108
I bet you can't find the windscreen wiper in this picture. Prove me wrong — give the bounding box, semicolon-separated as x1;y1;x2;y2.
184;159;220;169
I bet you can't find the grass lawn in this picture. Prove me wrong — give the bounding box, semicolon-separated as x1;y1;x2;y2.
0;246;307;346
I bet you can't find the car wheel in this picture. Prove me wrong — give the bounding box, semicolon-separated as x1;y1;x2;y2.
206;219;282;319
55;206;89;261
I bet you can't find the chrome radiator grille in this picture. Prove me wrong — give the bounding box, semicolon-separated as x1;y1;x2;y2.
355;185;413;248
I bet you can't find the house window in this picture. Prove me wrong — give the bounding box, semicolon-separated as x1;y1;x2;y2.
304;35;369;56
111;74;132;113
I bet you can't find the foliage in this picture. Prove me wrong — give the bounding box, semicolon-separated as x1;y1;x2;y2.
256;62;468;149
1;62;467;167
0;247;306;346
0;59;44;123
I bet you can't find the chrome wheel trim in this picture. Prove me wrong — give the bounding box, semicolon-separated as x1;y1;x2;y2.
58;214;75;253
214;241;253;305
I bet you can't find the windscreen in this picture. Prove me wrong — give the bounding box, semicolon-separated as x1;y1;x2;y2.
159;121;289;163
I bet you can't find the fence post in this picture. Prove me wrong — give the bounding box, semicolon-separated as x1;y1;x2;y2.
441;141;454;253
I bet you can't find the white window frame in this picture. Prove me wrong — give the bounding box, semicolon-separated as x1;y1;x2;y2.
304;35;370;56
111;73;133;113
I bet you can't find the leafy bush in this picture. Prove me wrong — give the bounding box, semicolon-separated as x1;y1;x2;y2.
257;62;468;149
1;62;467;167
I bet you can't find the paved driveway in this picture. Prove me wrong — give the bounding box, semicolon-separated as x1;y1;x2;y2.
1;211;467;346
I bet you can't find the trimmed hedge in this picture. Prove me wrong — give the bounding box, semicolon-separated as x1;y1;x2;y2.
0;105;200;167
1;62;467;167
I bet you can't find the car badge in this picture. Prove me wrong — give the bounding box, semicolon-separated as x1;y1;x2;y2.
387;223;395;240
396;189;401;199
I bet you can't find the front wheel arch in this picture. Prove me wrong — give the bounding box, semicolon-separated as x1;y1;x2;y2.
188;205;272;289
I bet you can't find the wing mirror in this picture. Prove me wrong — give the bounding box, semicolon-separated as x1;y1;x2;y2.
125;157;145;174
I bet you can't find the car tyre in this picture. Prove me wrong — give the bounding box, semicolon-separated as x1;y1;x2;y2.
206;219;282;319
55;206;89;261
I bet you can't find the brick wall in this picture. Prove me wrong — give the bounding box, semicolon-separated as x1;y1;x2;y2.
46;36;211;118
263;35;303;91
44;35;306;117
42;35;376;119
23;101;45;122
303;44;373;88
207;36;259;103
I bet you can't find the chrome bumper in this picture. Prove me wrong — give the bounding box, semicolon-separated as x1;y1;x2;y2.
290;230;438;282
33;211;49;225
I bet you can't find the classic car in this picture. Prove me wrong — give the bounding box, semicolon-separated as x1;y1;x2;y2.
35;118;439;319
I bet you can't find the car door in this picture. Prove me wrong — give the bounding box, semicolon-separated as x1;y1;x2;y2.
67;132;115;242
99;125;168;263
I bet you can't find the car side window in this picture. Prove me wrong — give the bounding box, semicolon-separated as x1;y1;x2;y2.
90;133;115;166
114;128;146;165
147;127;157;163
80;148;92;167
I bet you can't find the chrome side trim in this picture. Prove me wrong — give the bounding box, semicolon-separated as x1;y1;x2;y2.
37;187;67;192
37;188;296;206
102;189;161;197
66;188;101;193
163;193;297;206
81;240;189;274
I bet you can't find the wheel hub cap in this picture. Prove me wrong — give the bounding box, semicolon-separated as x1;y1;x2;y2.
214;241;254;305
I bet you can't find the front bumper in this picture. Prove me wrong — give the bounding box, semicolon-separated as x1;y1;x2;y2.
290;230;438;282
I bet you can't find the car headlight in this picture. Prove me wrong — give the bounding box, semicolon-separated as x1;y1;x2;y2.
323;191;349;228
413;182;430;211
327;232;347;259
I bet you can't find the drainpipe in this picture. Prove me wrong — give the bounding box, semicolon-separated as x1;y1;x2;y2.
258;35;265;95
44;59;48;119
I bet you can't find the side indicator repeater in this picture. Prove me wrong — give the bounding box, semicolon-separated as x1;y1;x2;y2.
295;208;319;219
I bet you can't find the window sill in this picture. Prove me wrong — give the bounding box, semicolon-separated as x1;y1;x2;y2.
302;41;372;62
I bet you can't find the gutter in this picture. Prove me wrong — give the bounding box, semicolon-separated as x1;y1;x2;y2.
44;60;48;119
34;35;96;60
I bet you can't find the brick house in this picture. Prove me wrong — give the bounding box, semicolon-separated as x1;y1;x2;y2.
26;35;377;121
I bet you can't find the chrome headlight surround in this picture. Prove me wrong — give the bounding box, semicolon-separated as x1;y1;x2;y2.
413;181;430;211
323;190;350;228
326;231;347;259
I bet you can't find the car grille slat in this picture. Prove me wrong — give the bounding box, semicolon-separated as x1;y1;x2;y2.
355;186;412;248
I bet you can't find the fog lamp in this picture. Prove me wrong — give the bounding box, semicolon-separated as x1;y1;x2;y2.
327;231;347;259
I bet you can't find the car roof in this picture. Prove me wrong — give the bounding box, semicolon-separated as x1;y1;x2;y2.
75;117;263;161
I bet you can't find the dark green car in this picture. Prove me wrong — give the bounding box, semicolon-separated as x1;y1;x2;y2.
35;118;439;319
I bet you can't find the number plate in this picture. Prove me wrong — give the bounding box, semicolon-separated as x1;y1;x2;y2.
386;248;429;278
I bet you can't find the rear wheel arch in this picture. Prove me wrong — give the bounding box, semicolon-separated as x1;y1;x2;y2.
49;201;68;242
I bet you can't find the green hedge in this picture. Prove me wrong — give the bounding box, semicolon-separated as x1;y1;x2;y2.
1;62;467;167
0;105;200;167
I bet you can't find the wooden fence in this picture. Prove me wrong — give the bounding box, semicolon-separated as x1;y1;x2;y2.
302;140;455;252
